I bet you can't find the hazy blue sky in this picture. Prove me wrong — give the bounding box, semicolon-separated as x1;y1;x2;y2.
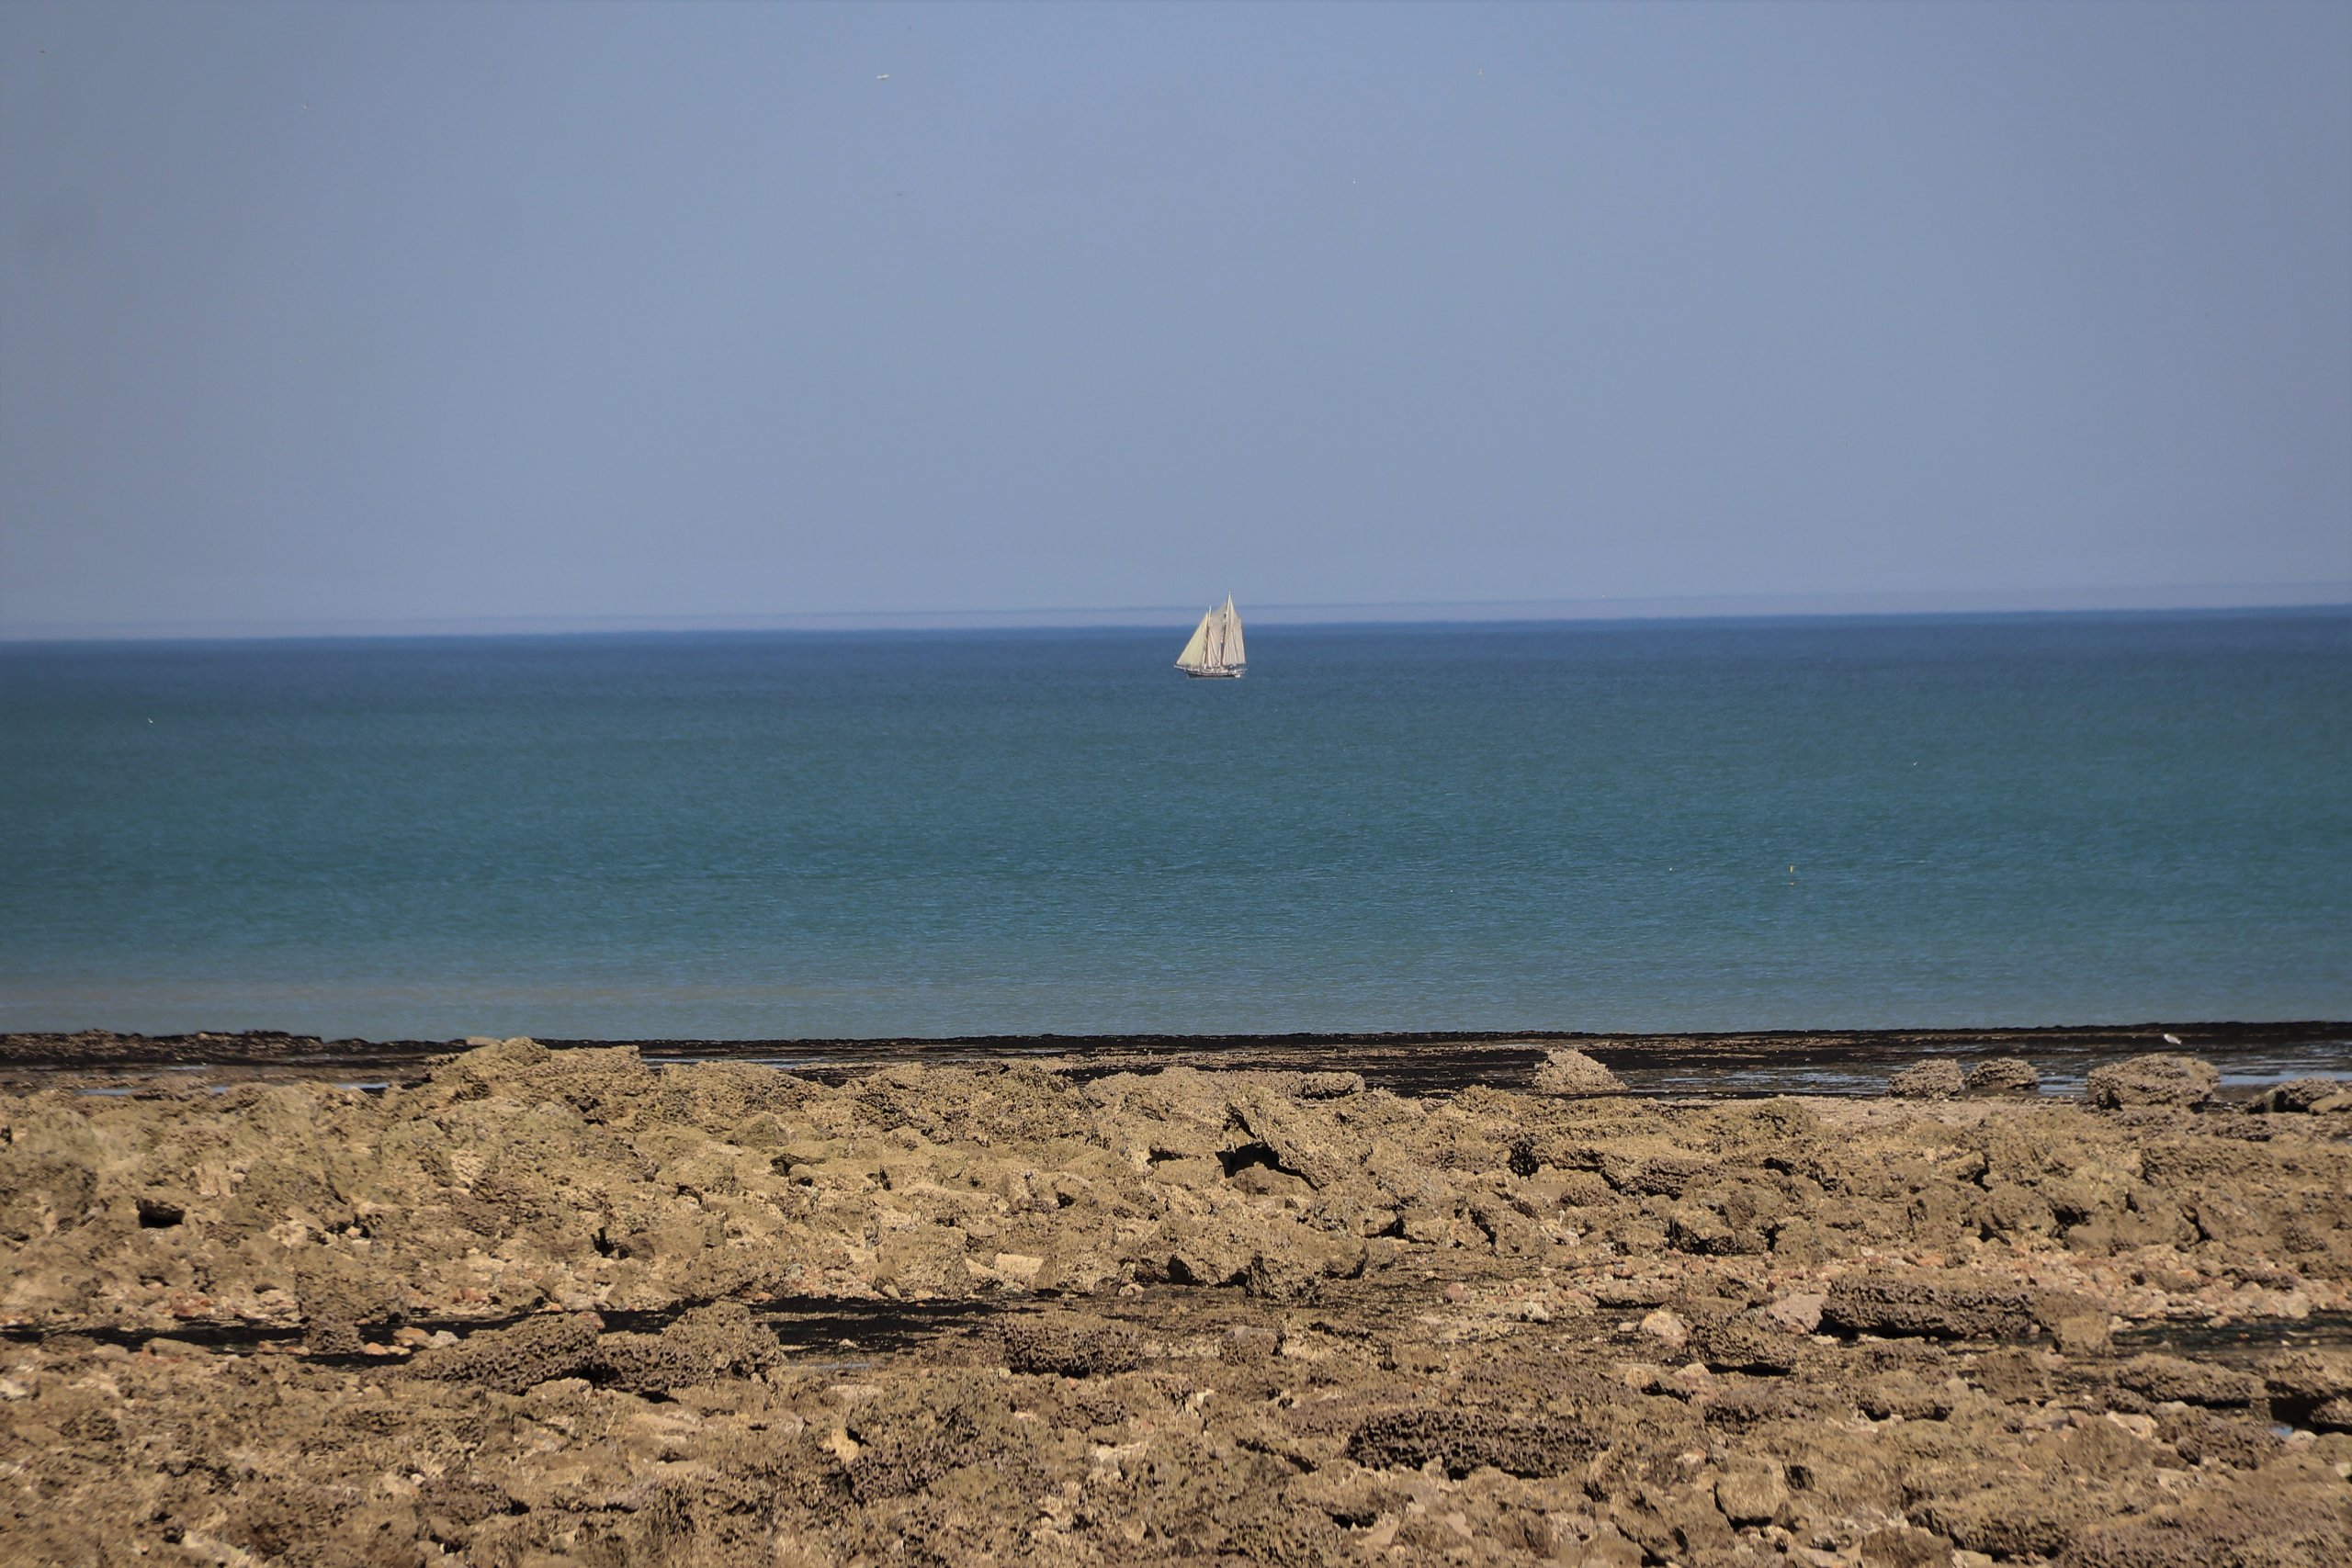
3;1;2346;632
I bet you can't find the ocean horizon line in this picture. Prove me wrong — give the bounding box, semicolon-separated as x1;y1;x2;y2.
4;581;2347;644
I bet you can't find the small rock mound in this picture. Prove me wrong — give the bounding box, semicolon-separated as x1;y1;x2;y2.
1713;1459;1789;1527
2154;1407;2282;1468
2084;1053;2219;1109
2242;1077;2349;1114
1686;1314;1799;1375
408;1312;602;1394
590;1302;783;1395
437;1035;549;1079
1913;1484;2087;1560
2113;1352;2260;1407
1532;1048;1626;1097
1344;1407;1595;1478
1887;1060;1964;1100
1821;1276;2039;1340
999;1314;1144;1377
2264;1349;2352;1399
1966;1057;2040;1094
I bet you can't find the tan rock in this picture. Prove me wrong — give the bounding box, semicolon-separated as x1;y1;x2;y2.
2084;1053;2219;1108
1763;1292;1826;1335
1713;1458;1788;1526
1965;1057;2039;1094
1887;1060;1964;1100
1638;1309;1689;1350
1532;1048;1627;1097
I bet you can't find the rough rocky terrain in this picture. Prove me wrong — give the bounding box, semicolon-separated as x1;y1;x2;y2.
7;1021;2346;1099
3;1038;2348;1565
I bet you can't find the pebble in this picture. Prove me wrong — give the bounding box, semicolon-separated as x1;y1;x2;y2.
1764;1292;1826;1335
1638;1309;1690;1350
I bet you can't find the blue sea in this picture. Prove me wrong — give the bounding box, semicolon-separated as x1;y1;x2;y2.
3;611;2346;1041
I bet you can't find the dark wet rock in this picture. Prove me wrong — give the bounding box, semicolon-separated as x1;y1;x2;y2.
408;1312;602;1394
1887;1060;1964;1100
1532;1048;1626;1097
1967;1056;2041;1094
1344;1407;1596;1478
2085;1054;2220;1109
998;1313;1144;1377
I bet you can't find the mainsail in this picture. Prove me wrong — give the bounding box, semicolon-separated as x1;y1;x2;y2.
1176;610;1215;671
1175;596;1246;677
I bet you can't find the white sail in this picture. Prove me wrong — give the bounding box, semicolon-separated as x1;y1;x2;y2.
1175;596;1245;676
1175;608;1216;671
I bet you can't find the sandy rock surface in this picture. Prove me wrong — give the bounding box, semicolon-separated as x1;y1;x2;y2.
1531;1048;1627;1098
2085;1053;2222;1110
1885;1061;1964;1100
2;1041;2348;1565
1966;1057;2041;1095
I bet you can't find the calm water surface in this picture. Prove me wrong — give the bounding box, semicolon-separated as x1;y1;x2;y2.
3;612;2346;1039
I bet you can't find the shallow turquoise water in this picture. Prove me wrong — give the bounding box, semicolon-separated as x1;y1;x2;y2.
3;611;2346;1039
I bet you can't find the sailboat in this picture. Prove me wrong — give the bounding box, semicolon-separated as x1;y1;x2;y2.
1174;595;1247;679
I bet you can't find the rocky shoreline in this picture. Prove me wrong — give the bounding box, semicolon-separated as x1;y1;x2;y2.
3;1037;2348;1564
5;1020;2346;1095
